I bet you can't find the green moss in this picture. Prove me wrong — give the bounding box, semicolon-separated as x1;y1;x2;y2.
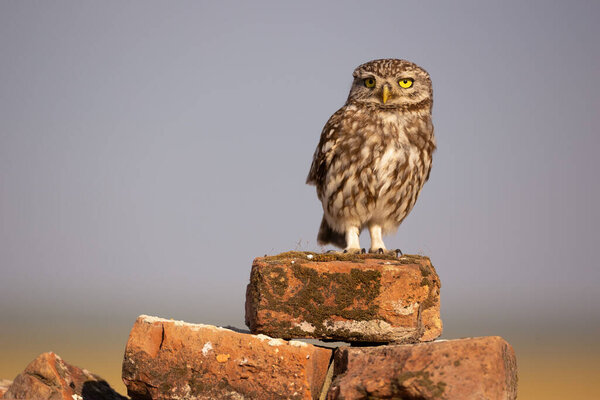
255;261;382;338
266;266;288;296
189;378;206;394
159;382;172;392
216;379;229;390
420;286;438;310
290;264;381;323
188;376;238;397
171;366;188;378
253;251;437;340
418;260;440;311
396;370;446;398
262;251;404;263
399;254;430;265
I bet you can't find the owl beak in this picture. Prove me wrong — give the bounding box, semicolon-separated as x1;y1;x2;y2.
382;85;391;104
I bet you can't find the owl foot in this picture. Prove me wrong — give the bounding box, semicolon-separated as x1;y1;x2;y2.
368;247;386;254
368;248;403;257
326;248;402;257
325;248;363;255
343;247;362;255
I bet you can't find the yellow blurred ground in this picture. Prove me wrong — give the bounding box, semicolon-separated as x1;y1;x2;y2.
516;343;600;400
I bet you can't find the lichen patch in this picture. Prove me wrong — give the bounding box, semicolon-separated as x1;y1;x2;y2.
201;342;213;356
391;300;417;316
295;321;316;333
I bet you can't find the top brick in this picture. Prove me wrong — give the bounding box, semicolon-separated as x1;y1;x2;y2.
245;252;442;343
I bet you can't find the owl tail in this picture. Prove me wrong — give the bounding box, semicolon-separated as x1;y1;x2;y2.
317;216;346;249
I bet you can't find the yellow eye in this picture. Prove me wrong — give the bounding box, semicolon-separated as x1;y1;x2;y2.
398;78;414;88
364;78;376;88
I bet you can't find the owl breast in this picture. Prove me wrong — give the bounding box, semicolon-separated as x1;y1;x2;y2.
322;109;433;235
372;113;429;231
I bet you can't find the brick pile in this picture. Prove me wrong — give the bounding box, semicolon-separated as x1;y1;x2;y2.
121;251;517;399
0;252;517;399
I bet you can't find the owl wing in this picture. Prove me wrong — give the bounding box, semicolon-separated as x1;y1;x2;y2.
408;113;436;182
306;107;347;188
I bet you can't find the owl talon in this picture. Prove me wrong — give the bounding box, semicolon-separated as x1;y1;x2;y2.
325;249;352;255
368;248;386;254
342;248;362;255
361;248;366;254
368;248;398;256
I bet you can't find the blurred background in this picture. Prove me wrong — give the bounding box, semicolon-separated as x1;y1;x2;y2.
1;1;598;398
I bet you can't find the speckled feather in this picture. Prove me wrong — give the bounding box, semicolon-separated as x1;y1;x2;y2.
307;59;436;248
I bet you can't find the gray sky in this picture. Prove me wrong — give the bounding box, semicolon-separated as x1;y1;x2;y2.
1;0;599;344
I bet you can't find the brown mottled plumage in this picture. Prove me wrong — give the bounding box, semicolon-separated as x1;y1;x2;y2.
307;59;435;253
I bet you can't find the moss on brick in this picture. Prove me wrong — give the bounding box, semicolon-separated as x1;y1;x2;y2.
249;252;440;341
396;370;446;398
262;251;407;263
253;261;383;338
266;266;288;297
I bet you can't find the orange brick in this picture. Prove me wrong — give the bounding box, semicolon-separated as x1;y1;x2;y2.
245;252;442;343
327;336;517;400
122;315;333;400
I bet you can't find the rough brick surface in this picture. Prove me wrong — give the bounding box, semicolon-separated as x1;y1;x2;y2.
122;315;333;400
327;336;518;400
245;252;442;343
2;352;127;400
0;379;12;398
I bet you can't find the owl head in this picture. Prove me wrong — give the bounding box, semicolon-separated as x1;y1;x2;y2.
347;59;432;109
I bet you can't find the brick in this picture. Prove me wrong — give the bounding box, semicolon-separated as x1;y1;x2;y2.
0;379;12;398
327;336;518;400
122;315;332;400
2;352;126;400
245;252;442;343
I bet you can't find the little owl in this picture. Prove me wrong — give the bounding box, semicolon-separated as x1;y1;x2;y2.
307;59;435;254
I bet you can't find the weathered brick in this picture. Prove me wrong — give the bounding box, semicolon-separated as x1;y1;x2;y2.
122;315;332;400
245;252;442;343
327;336;518;400
2;352;126;400
0;379;12;398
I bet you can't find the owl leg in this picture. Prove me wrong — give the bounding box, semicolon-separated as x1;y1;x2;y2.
344;226;361;254
368;224;387;253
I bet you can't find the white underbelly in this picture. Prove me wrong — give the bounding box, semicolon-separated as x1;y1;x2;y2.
375;146;418;191
371;145;420;220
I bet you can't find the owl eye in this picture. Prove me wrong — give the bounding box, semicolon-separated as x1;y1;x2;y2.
364;78;376;88
398;78;414;88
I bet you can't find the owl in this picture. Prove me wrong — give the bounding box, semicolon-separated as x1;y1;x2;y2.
306;59;435;254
